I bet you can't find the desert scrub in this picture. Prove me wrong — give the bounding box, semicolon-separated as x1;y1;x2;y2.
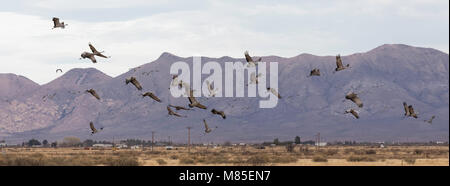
156;159;167;165
179;157;195;164
246;155;270;165
169;155;178;160
312;155;328;162
272;155;297;163
365;150;376;155
403;158;416;165
346;156;376;162
104;156;140;166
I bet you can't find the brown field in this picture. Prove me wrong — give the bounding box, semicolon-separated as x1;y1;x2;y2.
0;145;448;166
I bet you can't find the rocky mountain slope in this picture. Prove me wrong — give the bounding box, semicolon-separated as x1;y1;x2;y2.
0;44;448;143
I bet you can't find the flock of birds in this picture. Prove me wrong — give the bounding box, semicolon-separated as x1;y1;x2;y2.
50;17;436;137
307;55;436;123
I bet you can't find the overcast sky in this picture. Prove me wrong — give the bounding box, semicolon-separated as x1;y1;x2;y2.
0;0;448;85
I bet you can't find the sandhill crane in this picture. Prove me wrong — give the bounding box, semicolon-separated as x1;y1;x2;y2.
211;109;226;119
244;51;261;67
345;109;359;119
206;80;218;97
267;87;282;99
86;89;100;100
188;90;207;109
335;55;349;72
167;106;185;117
308;69;320;77
408;105;418;118
203;119;212;133
171;75;180;87
403;102;410;116
169;104;191;110
345;93;363;108
424;115;436;124
80;43;110;63
125;77;143;90
90;122;103;135
56;69;63;73
52;17;67;29
142;92;161;102
178;80;192;96
403;102;418;118
248;72;262;85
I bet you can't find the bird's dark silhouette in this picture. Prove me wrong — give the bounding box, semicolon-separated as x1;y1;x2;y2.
52;17;67;29
125;77;143;90
345;93;363;108
211;109;226;119
188;90;207;109
142;92;161;102
86;89;100;100
80;43;110;63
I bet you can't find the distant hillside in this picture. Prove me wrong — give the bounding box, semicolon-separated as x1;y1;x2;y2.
0;44;448;143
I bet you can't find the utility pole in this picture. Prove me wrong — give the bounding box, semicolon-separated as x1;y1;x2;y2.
151;131;155;152
187;127;191;153
168;136;171;145
316;132;320;150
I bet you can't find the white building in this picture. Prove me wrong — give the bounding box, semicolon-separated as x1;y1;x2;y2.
130;145;140;150
116;144;128;149
93;144;113;148
315;142;327;147
0;143;6;147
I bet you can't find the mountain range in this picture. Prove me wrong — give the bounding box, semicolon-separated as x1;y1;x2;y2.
0;44;448;144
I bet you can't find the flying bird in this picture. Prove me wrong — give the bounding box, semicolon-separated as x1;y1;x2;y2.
403;102;410;116
125;77;143;90
142;92;161;102
206;80;218;97
86;89;100;100
424;115;436;124
308;69;320;77
80;43;110;63
203;119;213;134
52;17;67;29
267;87;281;99
244;51;261;67
211;109;226;119
178;81;192;96
169;104;191;111
408;105;418;118
403;102;418;118
248;72;262;85
56;69;63;73
345;93;363;108
335;55;350;72
167;106;185;117
89;122;103;135
345;109;359;119
188;90;207;109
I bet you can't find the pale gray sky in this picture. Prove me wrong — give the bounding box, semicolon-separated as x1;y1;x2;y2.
0;0;448;84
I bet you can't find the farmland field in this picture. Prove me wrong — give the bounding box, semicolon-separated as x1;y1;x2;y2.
0;145;448;166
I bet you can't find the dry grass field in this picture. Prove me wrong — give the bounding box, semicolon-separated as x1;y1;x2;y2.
0;145;448;166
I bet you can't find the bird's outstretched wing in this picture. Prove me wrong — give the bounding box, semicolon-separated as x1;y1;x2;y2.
90;122;97;133
244;51;253;63
149;93;161;102
89;43;100;54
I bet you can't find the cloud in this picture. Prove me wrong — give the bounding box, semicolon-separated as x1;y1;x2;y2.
0;0;448;84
